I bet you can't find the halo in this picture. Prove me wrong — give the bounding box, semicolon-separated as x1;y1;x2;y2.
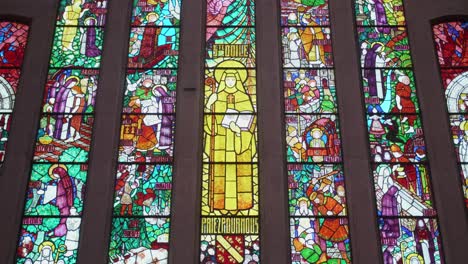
214;60;248;84
49;164;68;179
146;12;159;22
84;17;97;25
38;241;56;254
65;76;80;85
371;42;385;49
297;197;310;207
405;253;424;264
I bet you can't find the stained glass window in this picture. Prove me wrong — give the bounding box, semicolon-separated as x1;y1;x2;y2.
0;21;29;167
107;0;181;262
354;0;444;263
15;1;109;263
281;1;352;263
200;1;260;263
432;20;468;208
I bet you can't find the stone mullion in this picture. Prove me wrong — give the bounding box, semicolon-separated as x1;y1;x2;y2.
77;0;133;263
329;0;383;263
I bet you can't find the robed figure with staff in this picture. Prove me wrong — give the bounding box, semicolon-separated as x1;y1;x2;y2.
204;60;257;215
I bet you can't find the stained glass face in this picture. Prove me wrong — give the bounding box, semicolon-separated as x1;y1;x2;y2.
206;27;256;68
290;217;351;264
108;217;170;263
367;114;426;163
373;163;436;217
286;114;342;163
24;164;88;216
17;217;81;263
441;69;468;114
363;69;419;114
282;27;333;68
378;218;443;264
280;0;329;26
0;113;11;163
57;0;109;26
113;164;172;216
0;22;29;67
118;114;174;163
433;21;468;68
206;0;255;27
124;69;177;114
132;0;182;26
288;164;347;217
50;26;104;68
34;114;93;163
43;68;99;114
128;27;180;69
200;235;260;264
359;27;412;69
284;69;337;114
354;0;405;26
204;67;257;112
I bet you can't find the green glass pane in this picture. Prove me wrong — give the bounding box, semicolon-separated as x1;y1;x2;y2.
57;0;108;26
17;217;81;263
108;217;170;263
113;164;173;216
358;27;413;68
24;163;88;216
288;164;347;217
50;26;104;68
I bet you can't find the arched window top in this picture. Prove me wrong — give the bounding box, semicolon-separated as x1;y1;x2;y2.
433;20;468;68
432;18;468;209
0;21;29;167
0;21;29;67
